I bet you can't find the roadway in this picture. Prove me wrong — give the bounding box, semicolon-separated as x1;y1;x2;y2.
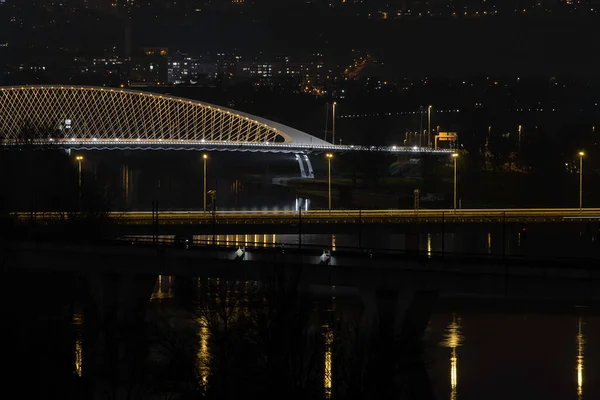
1;139;455;155
12;208;600;226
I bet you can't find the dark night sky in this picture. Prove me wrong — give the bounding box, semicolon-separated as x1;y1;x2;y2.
1;2;599;78
129;14;600;77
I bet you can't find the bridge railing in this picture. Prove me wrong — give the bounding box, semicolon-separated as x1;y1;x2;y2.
11;208;600;224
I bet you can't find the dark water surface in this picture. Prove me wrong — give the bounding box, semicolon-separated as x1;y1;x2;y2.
4;262;599;399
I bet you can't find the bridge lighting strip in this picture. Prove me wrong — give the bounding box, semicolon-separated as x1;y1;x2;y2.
1;139;454;153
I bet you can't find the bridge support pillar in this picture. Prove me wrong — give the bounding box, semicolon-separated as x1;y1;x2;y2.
295;153;314;179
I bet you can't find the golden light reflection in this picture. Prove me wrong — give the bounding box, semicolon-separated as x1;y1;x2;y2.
441;314;463;400
196;233;278;248
450;347;457;396
324;326;333;399
197;315;211;387
331;234;337;252
151;275;175;300
487;232;492;254
427;233;432;258
577;317;584;399
72;310;83;377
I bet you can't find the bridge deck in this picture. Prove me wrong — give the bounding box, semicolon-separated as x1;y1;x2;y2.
12;208;600;225
1;140;455;154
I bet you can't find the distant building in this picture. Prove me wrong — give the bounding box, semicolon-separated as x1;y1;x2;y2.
167;53;217;85
130;47;169;86
72;55;127;86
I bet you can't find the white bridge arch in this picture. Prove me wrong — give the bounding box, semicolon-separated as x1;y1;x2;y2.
0;85;329;147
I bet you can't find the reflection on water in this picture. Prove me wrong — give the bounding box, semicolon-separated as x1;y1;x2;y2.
198;315;211;387
427;233;432;258
332;234;337;252
151;275;174;300
323;292;336;399
487;232;492;254
441;314;463;400
324;326;333;399
577;317;584;399
194;234;277;247
72;309;83;377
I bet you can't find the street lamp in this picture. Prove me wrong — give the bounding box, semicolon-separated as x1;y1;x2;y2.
324;102;329;141
428;105;432;148
326;153;333;211
202;153;208;214
579;151;584;210
452;153;459;211
332;102;337;145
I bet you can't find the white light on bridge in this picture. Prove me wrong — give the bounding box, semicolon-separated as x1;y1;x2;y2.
235;246;246;260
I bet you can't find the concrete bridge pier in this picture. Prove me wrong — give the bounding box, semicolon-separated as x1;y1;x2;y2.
295;153;315;179
83;272;156;398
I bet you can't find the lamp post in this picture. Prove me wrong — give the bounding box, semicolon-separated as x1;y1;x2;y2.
579;151;584;210
324;102;329;141
332;102;337;145
326;153;333;212
428;105;432;148
76;155;83;211
202;154;208;214
452;153;458;211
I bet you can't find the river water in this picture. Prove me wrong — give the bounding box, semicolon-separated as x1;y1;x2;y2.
4;261;599;400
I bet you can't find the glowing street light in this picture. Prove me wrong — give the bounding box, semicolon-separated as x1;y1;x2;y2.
326;153;333;211
452;153;459;211
579;151;584;210
202;153;208;213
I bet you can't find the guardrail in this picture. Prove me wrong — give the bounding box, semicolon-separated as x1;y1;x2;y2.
10;208;600;224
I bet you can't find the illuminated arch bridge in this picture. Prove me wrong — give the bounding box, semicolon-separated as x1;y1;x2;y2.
0;85;331;152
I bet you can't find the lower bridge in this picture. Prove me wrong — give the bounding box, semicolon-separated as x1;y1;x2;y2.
11;208;600;236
